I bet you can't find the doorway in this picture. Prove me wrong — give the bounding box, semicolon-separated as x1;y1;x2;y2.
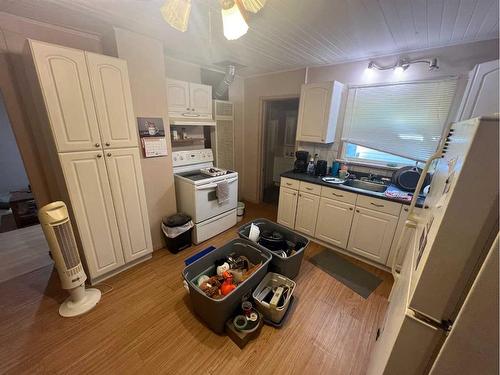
261;98;300;204
0;91;52;283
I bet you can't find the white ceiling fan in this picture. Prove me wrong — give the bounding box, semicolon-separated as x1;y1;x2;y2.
160;0;266;40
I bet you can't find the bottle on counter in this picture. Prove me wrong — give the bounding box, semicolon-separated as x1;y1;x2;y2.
307;156;315;175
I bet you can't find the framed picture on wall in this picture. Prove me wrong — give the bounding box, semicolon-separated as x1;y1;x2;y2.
137;117;165;138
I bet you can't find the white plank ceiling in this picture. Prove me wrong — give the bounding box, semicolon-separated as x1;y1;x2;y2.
0;0;498;76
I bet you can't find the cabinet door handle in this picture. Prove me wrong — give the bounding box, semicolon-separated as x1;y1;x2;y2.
349;207;353;211
97;154;102;158
298;193;302;197
356;209;360;213
191;108;195;111
305;187;313;191
404;207;409;212
95;143;100;148
105;142;110;146
332;192;343;197
186;107;190;110
107;152;112;157
286;182;292;186
370;202;384;208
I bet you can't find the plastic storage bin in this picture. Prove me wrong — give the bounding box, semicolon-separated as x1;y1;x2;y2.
238;218;309;279
162;213;193;253
252;272;296;324
182;239;272;333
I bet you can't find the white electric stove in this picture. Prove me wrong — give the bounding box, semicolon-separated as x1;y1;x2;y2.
172;149;238;244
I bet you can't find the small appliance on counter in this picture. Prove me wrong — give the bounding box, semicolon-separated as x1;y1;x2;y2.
293;150;309;173
315;160;328;176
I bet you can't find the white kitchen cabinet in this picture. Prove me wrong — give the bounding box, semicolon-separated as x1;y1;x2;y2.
29;40;101;152
295;191;320;236
104;148;152;263
189;82;212;115
86;52;138;149
387;206;422;270
315;197;355;249
166;78;190;114
166;78;212;118
277;187;298;229
59;151;125;278
29;40;153;283
296;81;344;143
347;206;398;264
456;59;499;121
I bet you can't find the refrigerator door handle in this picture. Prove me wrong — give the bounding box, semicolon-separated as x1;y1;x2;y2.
391;219;417;279
407;150;443;221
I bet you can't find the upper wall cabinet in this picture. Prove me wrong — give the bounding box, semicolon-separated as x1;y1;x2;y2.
166;79;190;113
29;40;102;152
85;52;138;149
166;78;212;119
296;81;344;143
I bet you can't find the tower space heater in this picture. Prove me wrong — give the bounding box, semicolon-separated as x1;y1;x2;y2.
38;201;101;317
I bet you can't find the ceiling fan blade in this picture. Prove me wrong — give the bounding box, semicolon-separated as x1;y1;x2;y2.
160;0;192;32
240;0;266;13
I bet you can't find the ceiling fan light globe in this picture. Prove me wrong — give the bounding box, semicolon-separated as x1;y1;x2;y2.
160;0;192;33
241;0;267;13
221;2;249;40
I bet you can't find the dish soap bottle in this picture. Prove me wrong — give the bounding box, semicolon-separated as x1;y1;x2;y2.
307;155;315;175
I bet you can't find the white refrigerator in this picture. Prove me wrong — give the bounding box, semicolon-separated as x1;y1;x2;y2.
367;116;499;375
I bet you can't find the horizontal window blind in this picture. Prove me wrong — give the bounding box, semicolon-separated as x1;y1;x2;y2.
342;79;457;162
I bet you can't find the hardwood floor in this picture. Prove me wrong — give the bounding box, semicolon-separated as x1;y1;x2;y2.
0;202;393;375
0;224;52;283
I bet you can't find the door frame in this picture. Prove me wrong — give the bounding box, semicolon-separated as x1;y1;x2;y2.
257;95;300;203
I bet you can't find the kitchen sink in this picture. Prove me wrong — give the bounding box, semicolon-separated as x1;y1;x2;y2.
344;179;388;193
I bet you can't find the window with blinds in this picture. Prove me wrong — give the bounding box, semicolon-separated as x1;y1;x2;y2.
342;78;457;163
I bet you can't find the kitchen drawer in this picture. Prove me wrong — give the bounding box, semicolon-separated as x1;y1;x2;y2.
281;177;300;190
321;186;357;205
356;195;402;216
299;181;321;195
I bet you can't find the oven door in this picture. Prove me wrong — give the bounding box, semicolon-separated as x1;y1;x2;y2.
193;176;238;223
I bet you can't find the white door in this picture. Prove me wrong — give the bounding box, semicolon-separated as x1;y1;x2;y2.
347;206;398;264
86;52;138;149
457;60;499;121
294;191;320;236
104;148;152;262
189;82;212;115
315;197;354;249
166;78;190;114
59;151;124;279
277;187;298;229
29;40;101;152
296;82;331;142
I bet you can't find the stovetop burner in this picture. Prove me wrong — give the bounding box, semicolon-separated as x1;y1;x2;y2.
200;167;228;177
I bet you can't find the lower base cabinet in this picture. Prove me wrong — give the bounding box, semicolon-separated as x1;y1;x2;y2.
278;177;408;267
347;206;398;264
294;192;320;236
315;197;354;249
277;187;298;228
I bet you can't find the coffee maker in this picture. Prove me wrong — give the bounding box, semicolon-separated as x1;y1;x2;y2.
294;150;309;173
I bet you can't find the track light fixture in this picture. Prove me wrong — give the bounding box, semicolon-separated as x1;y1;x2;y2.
368;58;439;73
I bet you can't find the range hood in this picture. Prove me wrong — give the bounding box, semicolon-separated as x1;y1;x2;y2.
169;117;216;126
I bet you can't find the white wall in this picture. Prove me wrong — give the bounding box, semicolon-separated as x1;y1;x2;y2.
111;28;177;251
0;93;29;194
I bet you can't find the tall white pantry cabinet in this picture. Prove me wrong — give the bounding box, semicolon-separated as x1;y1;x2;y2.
27;39;153;283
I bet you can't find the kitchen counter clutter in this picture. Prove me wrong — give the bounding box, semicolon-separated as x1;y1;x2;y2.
281;171;425;208
277;172;423;269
